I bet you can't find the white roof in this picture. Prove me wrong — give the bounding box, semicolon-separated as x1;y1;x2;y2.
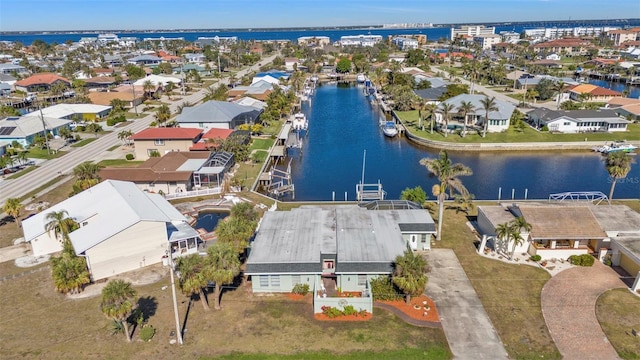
0;116;71;139
233;96;267;109
24;104;111;119
133;74;181;87
22;180;191;254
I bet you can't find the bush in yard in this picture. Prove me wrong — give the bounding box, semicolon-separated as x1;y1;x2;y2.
530;255;541;262
342;305;357;316
125;154;134;160
568;254;595;266
321;305;343;318
139;324;155;342
291;283;309;296
106;115;126;126
370;275;402;301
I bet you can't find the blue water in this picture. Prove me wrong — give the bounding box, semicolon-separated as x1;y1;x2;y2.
195;211;229;232
588;79;640;99
284;83;640;201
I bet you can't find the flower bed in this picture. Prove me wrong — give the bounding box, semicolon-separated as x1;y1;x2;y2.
379;295;439;323
287;293;305;301
314;305;372;321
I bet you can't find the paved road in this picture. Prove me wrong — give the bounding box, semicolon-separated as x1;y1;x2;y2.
541;261;626;360
424;249;509;359
0;55;277;207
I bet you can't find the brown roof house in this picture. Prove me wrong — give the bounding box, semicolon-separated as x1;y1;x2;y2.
15;72;70;92
87;84;145;108
130;127;203;160
100;151;235;196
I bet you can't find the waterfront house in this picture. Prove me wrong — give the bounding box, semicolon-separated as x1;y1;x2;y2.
532;38;594;56
442;94;516;133
127;54;162;66
83;76;116;90
251;71;289;86
228;80;274;101
99;151;232;194
606;97;640;121
245;203;435;313
189;128;235;151
176;100;263;131
526;108;630;133
567;84;623;103
0;115;71;147
24;103;112;122
284;58;300;71
22;180;201;281
14;73;70;93
130;127;203;160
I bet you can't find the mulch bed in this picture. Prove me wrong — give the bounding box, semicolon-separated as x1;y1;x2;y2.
314;312;372;321
287;293;305;301
379;295;440;322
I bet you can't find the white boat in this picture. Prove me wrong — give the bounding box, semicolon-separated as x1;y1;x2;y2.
292;113;308;131
356;74;366;83
310;75;319;82
382;121;398;137
593;141;638;154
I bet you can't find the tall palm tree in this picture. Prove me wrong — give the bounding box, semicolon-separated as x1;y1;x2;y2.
509;229;525;260
3;198;22;230
207;242;241;310
495;222;511;254
50;252;90;294
438;102;455;137
605;151;633;200
100;280;137;342
175;254;210;312
554;80;565;109
45;210;78;251
142;80;154;99
424;103;438;134
457;100;476;137
392;248;428;304
480;96;498;138
154;104;171;127
420;151;473;241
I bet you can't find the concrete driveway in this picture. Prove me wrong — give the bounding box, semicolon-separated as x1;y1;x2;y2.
541;261;626;360
424;249;509;359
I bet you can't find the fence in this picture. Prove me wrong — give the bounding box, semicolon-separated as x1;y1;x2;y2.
163;187;222;200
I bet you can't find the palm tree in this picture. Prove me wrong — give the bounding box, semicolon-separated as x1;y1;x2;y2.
420;151;473;241
495;222;511;254
3;198;22;230
73;161;103;191
509;229;525;260
154;104;171;127
511;216;532;234
50;252;90;294
392;248;428;304
457;100;476;138
142;80;154;99
207;242;241;310
100;280;137;342
554;81;565;109
605;152;633;200
480;96;498;138
175;254;210;312
45;210;78;250
438;102;455;137
424;103;438;134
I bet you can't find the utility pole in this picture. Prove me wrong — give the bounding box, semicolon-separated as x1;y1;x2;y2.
168;253;183;345
131;82;138;117
39;107;50;156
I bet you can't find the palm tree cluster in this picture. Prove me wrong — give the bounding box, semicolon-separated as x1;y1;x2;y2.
2;198;22;229
420;151;473;241
71;161;104;195
154;104;172;127
215;202;259;254
47;210;91;295
495;217;532;259
260;87;296;124
117;130;133;146
392;248;428;304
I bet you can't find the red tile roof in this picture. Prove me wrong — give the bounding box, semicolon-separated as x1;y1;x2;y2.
202;128;234;140
131;127;203;140
15;73;70;86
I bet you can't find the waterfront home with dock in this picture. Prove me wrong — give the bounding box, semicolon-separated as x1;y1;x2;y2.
130;127;203;160
176;100;263;130
526;108;631;133
442;94;516;133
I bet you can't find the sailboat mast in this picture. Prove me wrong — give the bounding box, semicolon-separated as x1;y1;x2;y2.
361;149;366;185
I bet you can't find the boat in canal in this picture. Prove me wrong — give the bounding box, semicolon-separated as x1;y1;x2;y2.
593;141;638;154
292;112;308;131
382;121;398;137
356;74;366;83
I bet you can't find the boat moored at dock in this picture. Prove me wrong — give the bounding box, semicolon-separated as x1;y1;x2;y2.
382;121;398;138
592;141;638;154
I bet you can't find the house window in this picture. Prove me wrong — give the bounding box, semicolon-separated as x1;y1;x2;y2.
270;275;280;287
323;260;334;270
148;182;155;188
357;275;367;286
563;122;570;126
199;122;204;128
421;234;427;243
292;275;301;285
169;181;177;186
154;139;165;146
259;276;269;287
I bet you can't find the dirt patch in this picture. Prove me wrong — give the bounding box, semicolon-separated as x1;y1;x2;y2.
380;295;440;323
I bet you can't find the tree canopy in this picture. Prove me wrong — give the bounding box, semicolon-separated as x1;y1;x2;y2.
392;248;428;304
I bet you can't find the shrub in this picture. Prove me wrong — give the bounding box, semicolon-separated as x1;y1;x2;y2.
342;305;357;316
321;306;343;318
568;254;595;266
106;115;126;126
125;154;134;160
291;283;309;296
370;276;401;301
530;255;542;262
139;324;155;342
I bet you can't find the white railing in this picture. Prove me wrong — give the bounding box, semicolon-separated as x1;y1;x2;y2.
163;187;222;200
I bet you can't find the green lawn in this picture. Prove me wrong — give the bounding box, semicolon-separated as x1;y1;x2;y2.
26;148;66;160
596;289;640;359
96;159;143;167
250;138;275;151
70;138;97;147
6;165;38;179
396;111;640;143
251;150;269;164
106;145;120;151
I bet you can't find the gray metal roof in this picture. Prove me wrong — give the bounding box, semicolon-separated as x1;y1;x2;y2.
176;100;262;125
0;116;71;139
528;108;629;125
444;94;516;120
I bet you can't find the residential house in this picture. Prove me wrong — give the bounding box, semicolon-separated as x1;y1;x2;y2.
133;74;181;88
99;151;234;194
87;85;145;108
184;53;206;64
103;54;123;67
157;51;181;64
442;94;516;133
606;97;640;121
228;80;274;101
83;76;116;90
533;38;593;56
526;108;630;133
127;54;162;66
530;60;563;69
245;203;435;313
0;82;10;97
130;127;203;160
0;63;27;75
251;71;289;86
0;115;71;147
0;73;18;87
233;96;267;110
607;29;638;46
14;73;70;92
567;84;623;103
24;103;111;122
22;180;201;280
392;37;419;50
176;100;263;130
189;128;235;151
284;58;300;71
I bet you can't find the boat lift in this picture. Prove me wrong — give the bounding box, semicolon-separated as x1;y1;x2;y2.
268;159;295;199
355;150;386;202
548;191;610;205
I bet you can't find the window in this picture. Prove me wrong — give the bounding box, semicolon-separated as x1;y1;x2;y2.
169;181;177;186
259;276;269;287
270;275;280;287
147;149;158;156
292;275;301;285
154;139;165;146
148;182;155;188
563;122;570;126
421;234;427;243
199;122;204;128
357;275;367;286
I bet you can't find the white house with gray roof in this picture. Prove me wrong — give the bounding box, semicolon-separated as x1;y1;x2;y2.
526;108;630;133
245;204;435;297
22;180;200;281
176;100;263;130
0;115;72;147
443;94;516;133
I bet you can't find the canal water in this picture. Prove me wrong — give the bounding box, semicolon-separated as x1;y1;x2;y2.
284;83;639;201
588;79;640;99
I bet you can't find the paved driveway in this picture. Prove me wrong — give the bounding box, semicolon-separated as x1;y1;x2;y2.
424;249;509;359
541;261;626;360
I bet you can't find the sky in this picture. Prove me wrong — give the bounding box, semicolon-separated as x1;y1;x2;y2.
1;0;639;32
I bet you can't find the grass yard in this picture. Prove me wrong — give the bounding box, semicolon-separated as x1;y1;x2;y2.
251;150;269;164
6;165;38;179
0;268;450;359
596;289;640;359
107;144;121;151
235;160;264;190
250;137;275;151
97;159;144;168
434;206;561;359
396;111;640;143
26;148;67;159
70;138;97;147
